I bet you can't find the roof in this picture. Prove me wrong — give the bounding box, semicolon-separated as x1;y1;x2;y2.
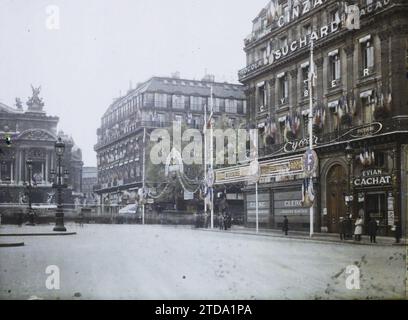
103;76;246;117
0;102;23;114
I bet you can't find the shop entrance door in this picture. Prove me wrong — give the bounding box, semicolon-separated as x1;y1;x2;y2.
365;192;387;236
326;165;347;233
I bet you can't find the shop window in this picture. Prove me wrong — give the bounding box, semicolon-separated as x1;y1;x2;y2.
374;151;386;168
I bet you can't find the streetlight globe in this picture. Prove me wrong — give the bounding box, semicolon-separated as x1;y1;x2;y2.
55;137;65;156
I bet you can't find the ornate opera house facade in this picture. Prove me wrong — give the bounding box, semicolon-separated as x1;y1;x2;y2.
235;0;407;236
0;88;83;206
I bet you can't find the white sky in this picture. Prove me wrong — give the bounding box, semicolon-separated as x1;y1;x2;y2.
0;0;267;166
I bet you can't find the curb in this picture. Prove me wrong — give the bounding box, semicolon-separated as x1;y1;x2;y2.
0;242;25;247
198;228;405;247
0;232;77;237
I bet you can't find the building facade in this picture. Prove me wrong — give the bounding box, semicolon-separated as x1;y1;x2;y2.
94;75;247;209
82;166;98;205
238;0;408;236
0;87;83;206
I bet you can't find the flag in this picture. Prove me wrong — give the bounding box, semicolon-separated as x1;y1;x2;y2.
308;177;315;203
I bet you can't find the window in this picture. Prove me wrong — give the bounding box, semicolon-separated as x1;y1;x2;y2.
283;5;290;23
257;83;266;112
225;99;237;113
362;95;375;124
302;23;312;37
172;95;185;109
144;93;154;107
192;116;202;127
361;39;374;76
154;93;167;108
329;52;341;86
280;36;288;48
214;98;224;112
278;73;288;104
190;96;204;111
174;115;183;124
330;10;340;24
301;64;310;98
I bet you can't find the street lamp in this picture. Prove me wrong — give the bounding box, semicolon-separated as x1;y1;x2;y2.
25;159;35;226
345;143;354;217
52;137;68;232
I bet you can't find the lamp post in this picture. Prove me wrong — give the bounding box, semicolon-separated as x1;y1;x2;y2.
345;143;354;217
25;159;35;226
51;137;68;232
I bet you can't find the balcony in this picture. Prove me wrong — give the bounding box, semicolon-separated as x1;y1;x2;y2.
259;117;408;158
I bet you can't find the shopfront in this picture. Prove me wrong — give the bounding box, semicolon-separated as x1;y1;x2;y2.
352;168;395;236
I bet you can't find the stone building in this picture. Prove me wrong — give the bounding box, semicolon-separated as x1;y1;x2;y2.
94;74;247;210
0;87;83;206
235;0;407;236
82;166;98;204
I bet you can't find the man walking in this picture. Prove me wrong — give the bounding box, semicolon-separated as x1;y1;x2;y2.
283;216;289;236
339;217;346;240
368;217;377;243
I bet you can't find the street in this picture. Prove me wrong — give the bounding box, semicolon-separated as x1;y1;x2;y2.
0;224;406;300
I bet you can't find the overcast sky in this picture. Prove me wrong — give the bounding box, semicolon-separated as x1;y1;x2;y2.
0;0;266;166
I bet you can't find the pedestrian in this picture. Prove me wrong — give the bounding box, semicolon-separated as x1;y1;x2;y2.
282;216;289;236
395;221;402;244
367;217;377;243
18;211;23;227
354;215;364;241
346;214;353;239
339;217;346;240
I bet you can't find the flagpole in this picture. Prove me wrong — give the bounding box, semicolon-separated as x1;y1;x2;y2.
204;99;207;223
308;40;314;238
210;85;214;229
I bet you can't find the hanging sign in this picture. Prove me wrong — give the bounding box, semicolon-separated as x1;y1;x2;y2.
303;149;318;177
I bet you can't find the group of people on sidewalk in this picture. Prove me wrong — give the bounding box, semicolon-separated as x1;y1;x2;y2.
281;215;402;244
339;215;402;244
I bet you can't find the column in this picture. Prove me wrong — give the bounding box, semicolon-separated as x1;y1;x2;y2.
390;25;407;116
289;69;298;109
314;56;324;103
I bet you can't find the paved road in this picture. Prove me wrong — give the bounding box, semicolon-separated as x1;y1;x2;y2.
0;224;406;300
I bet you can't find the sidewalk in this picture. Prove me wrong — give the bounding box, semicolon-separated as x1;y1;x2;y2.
0;224;76;237
200;225;407;247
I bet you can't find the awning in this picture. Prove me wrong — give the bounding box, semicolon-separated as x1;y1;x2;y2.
278;116;286;123
359;35;371;43
277;72;285;79
256;81;265;88
328;49;339;57
360;90;373;98
328;100;339;109
300;61;309;68
119;204;138;214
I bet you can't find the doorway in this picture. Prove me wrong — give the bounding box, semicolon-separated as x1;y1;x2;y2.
326;164;348;233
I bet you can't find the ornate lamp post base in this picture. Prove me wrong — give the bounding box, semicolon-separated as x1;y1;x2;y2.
53;225;67;232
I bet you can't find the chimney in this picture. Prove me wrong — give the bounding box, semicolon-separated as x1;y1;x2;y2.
171;71;180;79
202;74;215;82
